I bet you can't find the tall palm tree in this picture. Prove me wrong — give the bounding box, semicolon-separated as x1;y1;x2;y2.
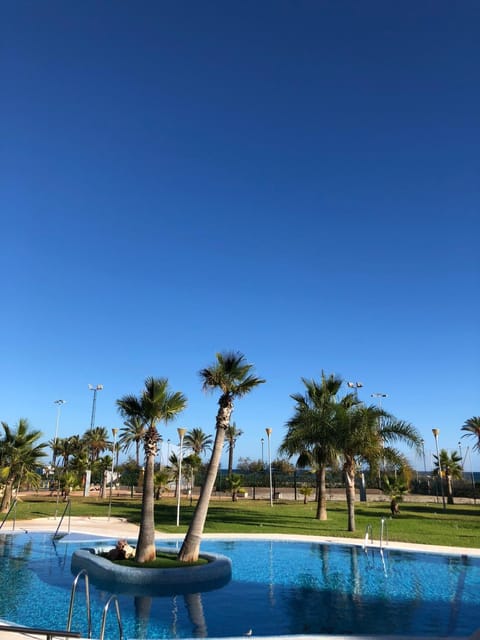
178;352;265;562
117;377;187;563
280;372;344;520
461;417;480;453
119;416;146;466
184;428;212;459
225;422;243;476
0;419;48;512
335;400;421;531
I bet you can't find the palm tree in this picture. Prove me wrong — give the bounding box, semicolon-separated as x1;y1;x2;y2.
184;428;212;459
178;351;265;562
83;427;109;464
0;419;48;512
225;422;243;476
280;372;344;520
433;448;463;505
335;400;421;531
119;416;146;466
461;417;480;453
117;376;187;563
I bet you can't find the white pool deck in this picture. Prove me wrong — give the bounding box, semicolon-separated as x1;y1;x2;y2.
1;516;479;640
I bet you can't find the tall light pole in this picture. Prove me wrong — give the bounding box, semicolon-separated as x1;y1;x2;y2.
176;428;186;526
261;437;265;467
432;428;446;511
53;400;66;519
265;428;273;507
88;384;103;430
53;400;67;462
85;385;103;497
167;439;171;464
347;381;363;397
371;392;387;486
108;428;118;520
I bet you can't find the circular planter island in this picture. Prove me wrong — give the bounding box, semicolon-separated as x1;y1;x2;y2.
71;546;232;596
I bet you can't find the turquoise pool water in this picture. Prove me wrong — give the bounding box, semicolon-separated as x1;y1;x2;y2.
0;532;479;639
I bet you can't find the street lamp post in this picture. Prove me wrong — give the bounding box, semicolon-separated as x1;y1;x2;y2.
176;428;186;526
108;428;118;520
167;439;171;464
261;437;264;467
420;438;430;494
53;400;66;519
265;428;273;507
432;428;446;511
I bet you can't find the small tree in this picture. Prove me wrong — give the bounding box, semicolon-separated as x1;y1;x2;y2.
298;484;313;504
225;474;244;501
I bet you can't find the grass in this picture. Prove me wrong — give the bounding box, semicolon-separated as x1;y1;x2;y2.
9;493;480;549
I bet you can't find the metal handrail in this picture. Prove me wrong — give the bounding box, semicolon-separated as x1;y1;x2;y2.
53;498;71;539
0;624;80;639
67;569;92;638
0;498;17;530
99;595;123;640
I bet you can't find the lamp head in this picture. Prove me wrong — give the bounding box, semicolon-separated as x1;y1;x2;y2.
265;428;272;436
432;428;440;438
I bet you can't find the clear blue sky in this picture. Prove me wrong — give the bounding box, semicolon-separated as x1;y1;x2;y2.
1;1;479;471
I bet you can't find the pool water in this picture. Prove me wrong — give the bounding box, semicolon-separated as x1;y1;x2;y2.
0;532;479;639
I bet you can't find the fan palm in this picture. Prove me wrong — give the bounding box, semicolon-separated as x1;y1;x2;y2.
184;428;212;458
280;372;345;520
433;448;463;505
117;377;187;562
461;417;480;453
178;351;265;562
0;419;48;512
119;416;146;466
335;400;421;531
83;427;109;463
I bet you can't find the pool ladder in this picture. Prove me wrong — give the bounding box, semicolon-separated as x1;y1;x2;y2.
363;519;389;576
363;518;389;550
68;569;124;640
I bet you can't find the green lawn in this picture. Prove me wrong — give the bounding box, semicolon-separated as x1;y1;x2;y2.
9;494;480;549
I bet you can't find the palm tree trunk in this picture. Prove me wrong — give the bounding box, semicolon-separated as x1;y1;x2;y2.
447;475;454;505
344;460;356;532
0;480;14;513
136;428;157;563
227;443;234;477
315;466;328;520
178;398;232;562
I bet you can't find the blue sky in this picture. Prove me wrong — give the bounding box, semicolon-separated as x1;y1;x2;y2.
1;1;479;471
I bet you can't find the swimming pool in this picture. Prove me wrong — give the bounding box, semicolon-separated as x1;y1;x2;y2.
0;532;479;639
